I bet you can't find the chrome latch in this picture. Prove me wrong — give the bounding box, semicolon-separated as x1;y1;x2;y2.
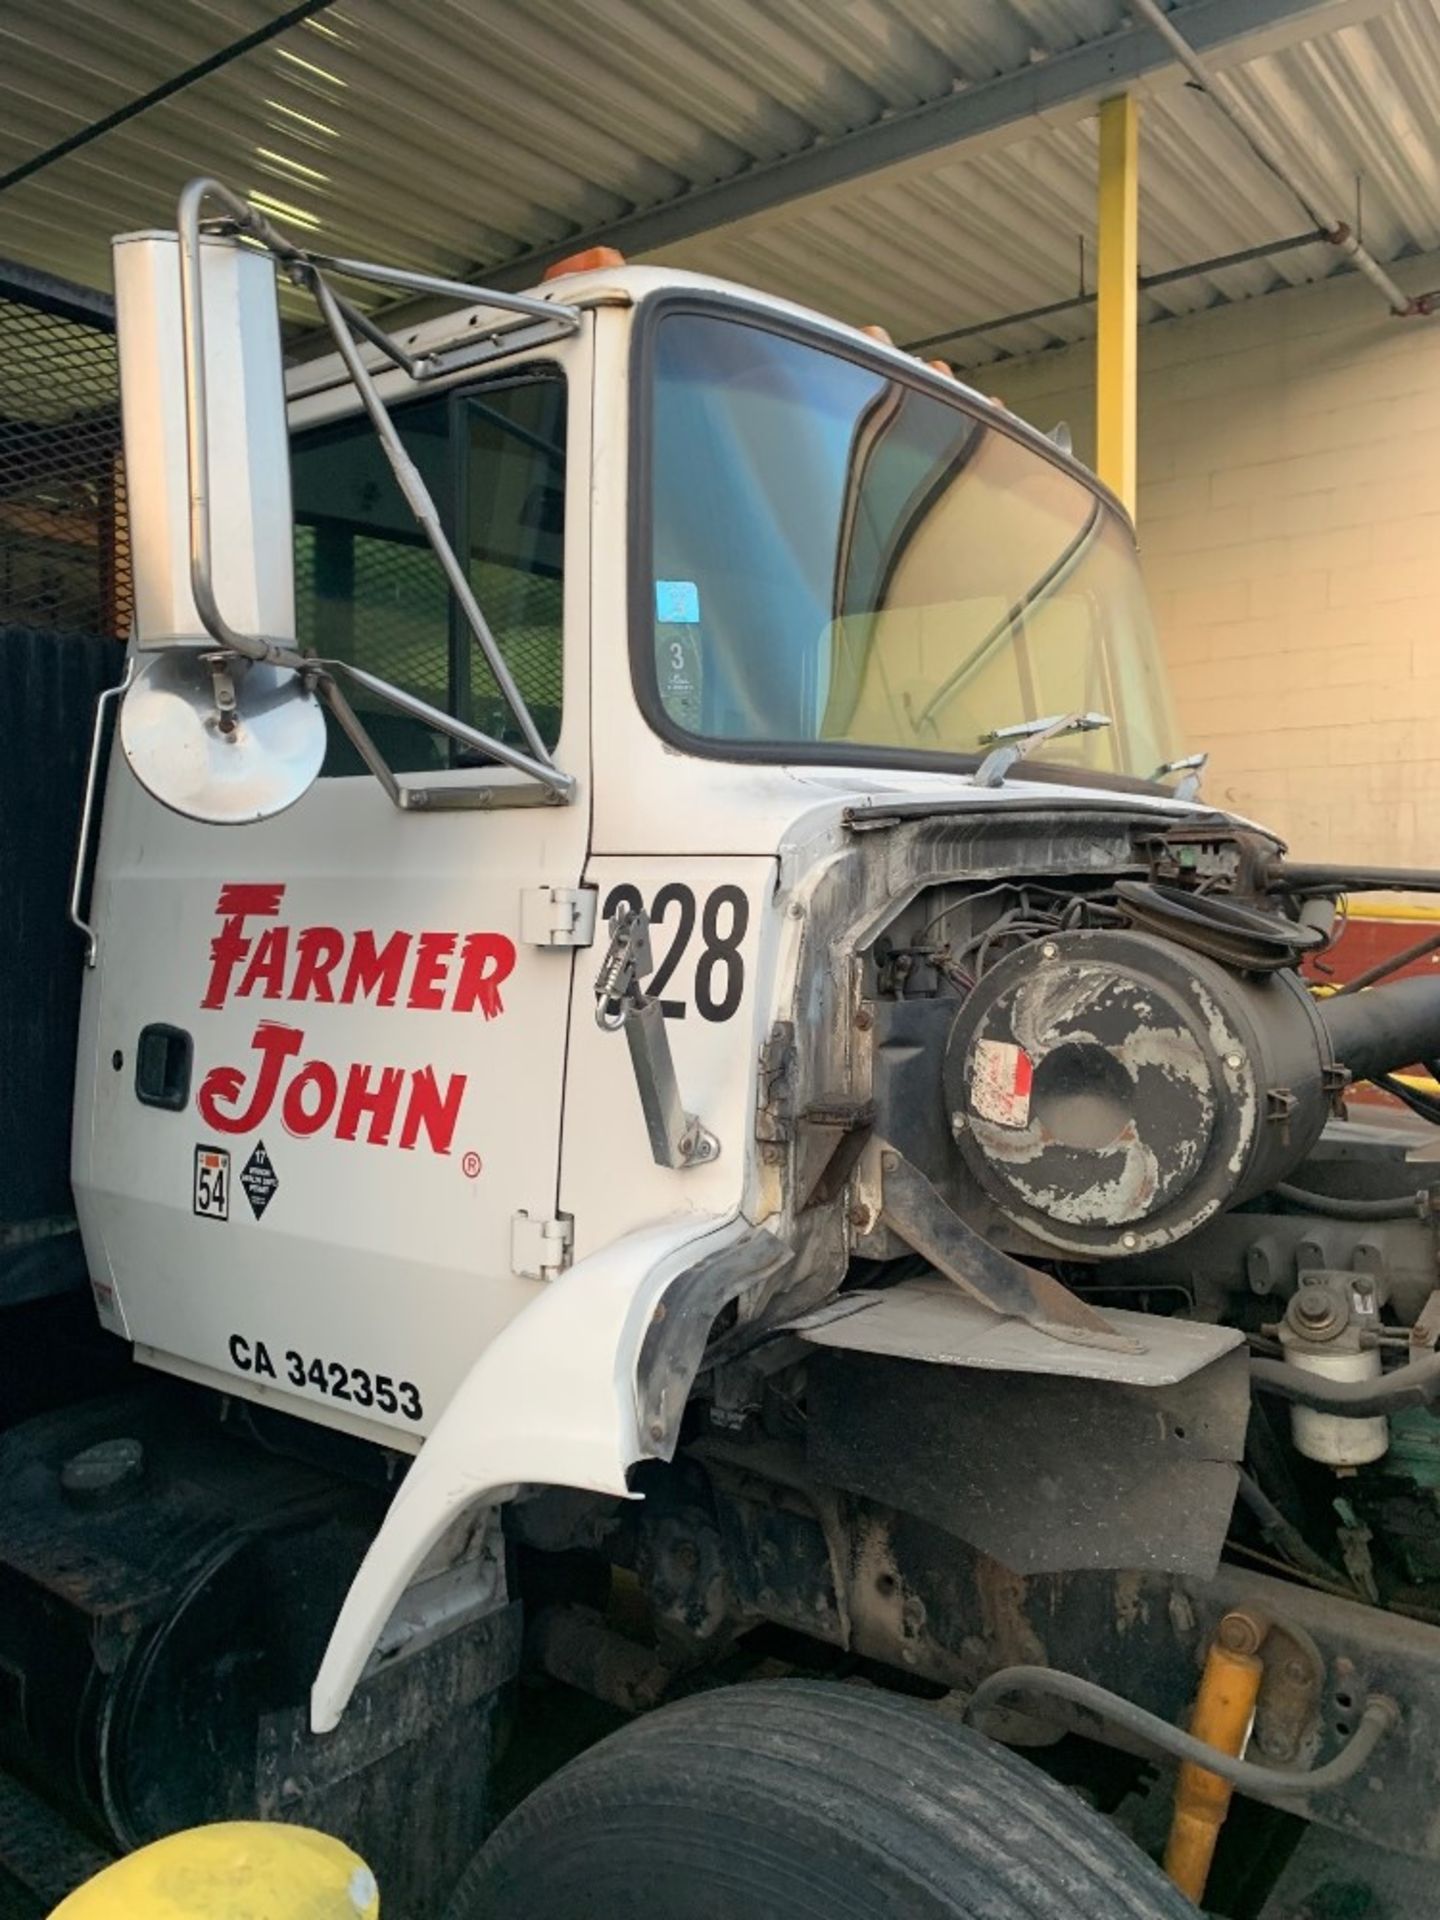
594;908;720;1170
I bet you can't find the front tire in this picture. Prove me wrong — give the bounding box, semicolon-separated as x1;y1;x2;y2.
445;1679;1195;1919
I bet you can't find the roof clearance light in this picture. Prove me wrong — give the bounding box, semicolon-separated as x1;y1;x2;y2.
542;246;626;281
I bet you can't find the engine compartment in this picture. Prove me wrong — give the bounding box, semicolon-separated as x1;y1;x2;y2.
857;824;1440;1624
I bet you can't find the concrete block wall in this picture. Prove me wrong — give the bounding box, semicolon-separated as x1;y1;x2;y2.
985;251;1440;867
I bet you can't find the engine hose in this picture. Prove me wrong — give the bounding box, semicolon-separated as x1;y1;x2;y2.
964;1667;1397;1797
1251;1353;1440;1415
1378;1073;1440;1126
1235;1473;1353;1588
1272;1182;1427;1221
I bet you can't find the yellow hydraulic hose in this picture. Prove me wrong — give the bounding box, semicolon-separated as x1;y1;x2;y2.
1163;1612;1267;1904
47;1822;379;1920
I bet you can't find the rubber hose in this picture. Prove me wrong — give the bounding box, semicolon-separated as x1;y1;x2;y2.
964;1668;1396;1797
1235;1473;1351;1587
1276;861;1440;898
1272;1183;1425;1221
1318;975;1440;1085
1251;1353;1440;1415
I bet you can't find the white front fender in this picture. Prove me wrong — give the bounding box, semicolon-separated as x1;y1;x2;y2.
311;1211;751;1732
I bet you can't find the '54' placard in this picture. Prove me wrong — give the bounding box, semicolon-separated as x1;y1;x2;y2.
193;1144;231;1221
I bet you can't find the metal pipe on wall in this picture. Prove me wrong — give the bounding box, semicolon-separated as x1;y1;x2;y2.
902;230;1329;356
1130;0;1430;319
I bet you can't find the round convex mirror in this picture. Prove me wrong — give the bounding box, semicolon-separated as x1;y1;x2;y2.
119;650;327;825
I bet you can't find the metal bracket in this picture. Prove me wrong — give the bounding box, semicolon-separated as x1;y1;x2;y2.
511;1211;574;1282
594;909;720;1170
521;886;598;948
874;1141;1138;1352
1410;1287;1440;1359
974;711;1111;788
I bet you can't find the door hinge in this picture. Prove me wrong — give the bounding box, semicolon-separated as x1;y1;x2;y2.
520;885;598;948
511;1210;573;1281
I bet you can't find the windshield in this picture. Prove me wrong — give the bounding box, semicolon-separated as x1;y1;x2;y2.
643;311;1176;779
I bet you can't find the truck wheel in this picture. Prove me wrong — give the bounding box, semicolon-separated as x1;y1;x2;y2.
444;1679;1195;1918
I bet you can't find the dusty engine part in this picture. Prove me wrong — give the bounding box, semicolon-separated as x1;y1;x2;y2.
1114;880;1323;972
528;1604;680;1712
1281;1272;1390;1467
942;929;1336;1257
939;916;1440;1261
1107;1201;1438;1323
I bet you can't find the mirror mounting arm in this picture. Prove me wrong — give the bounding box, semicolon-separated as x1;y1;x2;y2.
173;176;578;809
305;270;560;779
317;662;575;804
313;668;403;810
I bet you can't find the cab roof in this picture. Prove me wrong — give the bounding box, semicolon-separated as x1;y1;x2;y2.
284;259;1122;526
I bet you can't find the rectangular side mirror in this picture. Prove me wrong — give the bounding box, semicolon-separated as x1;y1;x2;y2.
112;229;295;651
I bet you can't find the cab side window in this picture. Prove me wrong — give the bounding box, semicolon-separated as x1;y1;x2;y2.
292;373;566;775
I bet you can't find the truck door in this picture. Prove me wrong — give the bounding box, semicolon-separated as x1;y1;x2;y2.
73;344;591;1446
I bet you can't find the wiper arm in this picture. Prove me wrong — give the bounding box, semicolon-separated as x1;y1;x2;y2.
974;711;1111;788
915;497;1104;733
1152;751;1208;802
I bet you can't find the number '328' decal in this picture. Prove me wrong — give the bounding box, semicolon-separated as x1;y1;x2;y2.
600;883;749;1021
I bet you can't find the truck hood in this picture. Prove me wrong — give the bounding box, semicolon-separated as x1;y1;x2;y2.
593;751;1256;863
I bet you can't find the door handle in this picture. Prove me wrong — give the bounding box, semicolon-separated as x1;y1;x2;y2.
134;1024;194;1111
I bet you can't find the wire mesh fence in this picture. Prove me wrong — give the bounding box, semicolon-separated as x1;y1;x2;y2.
0;264;566;774
0;272;131;643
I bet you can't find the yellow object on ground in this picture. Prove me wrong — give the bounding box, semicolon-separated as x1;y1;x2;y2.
1096;91;1139;518
47;1822;379;1920
1164;1612;1267;1904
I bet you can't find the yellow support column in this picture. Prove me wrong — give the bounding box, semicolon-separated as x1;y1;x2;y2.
1096;93;1139;518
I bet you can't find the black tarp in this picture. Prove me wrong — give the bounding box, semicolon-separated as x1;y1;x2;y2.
0;628;122;1250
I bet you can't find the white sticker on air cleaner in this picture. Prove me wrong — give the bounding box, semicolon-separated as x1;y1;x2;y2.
970;1039;1033;1129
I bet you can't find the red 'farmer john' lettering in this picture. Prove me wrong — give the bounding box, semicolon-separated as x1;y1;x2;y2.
200;884;515;1017
198;1024;468;1155
342;931;411;1007
196;886;511;1156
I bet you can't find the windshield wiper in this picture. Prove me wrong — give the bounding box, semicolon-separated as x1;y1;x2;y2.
915;497;1104;734
1152;751;1208;801
974;711;1111;788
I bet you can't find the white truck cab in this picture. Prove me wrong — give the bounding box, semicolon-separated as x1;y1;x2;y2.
74;204;1184;1707
25;180;1430;1917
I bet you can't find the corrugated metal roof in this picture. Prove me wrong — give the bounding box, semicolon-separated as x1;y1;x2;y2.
1;0;1437;363
676;1;1440;360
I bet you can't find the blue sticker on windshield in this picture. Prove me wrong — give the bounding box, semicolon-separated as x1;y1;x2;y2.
655;579;700;624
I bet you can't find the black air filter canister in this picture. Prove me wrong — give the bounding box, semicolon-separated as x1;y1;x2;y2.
942;929;1335;1258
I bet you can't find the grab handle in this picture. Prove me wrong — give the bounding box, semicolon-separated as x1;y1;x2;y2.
69;661;133;969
